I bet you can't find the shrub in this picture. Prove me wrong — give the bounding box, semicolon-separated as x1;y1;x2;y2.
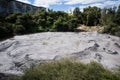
53;17;69;32
103;23;120;37
12;60;120;80
0;22;13;39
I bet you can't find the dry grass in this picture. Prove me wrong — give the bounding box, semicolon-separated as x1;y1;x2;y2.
12;60;120;80
77;25;104;32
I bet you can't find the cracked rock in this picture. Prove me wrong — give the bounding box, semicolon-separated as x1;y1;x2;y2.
0;32;120;76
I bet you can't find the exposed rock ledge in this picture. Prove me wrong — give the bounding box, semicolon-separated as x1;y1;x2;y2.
0;32;120;76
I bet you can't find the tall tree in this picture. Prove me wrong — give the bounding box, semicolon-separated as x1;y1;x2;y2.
115;5;120;25
83;6;101;26
73;7;83;24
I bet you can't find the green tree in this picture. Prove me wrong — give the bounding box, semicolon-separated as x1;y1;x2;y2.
73;7;83;24
115;5;120;25
53;17;69;32
83;6;101;26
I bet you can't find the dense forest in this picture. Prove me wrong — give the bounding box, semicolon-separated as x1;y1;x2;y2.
0;5;120;39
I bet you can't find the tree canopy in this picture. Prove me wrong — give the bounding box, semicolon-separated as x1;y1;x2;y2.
0;5;120;39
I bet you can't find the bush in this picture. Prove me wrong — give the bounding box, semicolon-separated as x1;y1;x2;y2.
103;23;120;37
12;60;120;80
1;6;120;39
0;22;13;39
53;17;69;32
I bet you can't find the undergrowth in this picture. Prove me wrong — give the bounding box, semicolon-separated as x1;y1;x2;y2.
12;60;120;80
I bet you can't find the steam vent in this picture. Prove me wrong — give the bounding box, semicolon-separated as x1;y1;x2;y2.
0;0;43;13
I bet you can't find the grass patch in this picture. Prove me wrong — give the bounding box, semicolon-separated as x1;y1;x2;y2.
12;60;120;80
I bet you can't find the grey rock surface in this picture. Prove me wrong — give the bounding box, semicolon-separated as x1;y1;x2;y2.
0;32;120;75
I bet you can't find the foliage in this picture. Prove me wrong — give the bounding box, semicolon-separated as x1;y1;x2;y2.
73;7;83;24
103;23;120;37
101;6;120;36
0;22;13;39
12;60;120;80
83;6;101;26
115;5;120;25
1;5;120;39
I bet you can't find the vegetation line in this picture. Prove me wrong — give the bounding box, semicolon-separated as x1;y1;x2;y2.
0;6;120;39
12;60;120;80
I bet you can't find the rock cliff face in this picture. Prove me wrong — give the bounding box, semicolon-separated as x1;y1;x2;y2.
0;32;120;76
0;0;42;13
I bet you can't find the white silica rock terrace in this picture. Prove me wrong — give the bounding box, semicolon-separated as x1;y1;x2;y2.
0;32;120;75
